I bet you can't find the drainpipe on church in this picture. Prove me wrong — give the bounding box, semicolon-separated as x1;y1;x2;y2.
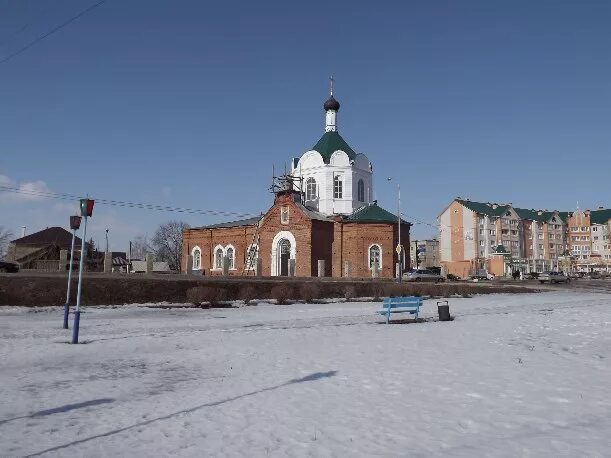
340;222;343;278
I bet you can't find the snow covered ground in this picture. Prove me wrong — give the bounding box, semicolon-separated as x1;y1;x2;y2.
1;291;610;457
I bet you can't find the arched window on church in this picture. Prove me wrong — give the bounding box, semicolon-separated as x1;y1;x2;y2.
357;179;365;202
214;247;224;269
333;175;343;199
306;177;317;201
226;246;235;270
191;246;202;270
369;244;382;270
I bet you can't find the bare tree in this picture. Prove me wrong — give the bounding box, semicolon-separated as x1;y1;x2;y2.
131;234;154;260
151;221;189;272
0;226;14;260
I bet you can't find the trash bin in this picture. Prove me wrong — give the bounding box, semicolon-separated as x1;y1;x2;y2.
437;300;451;321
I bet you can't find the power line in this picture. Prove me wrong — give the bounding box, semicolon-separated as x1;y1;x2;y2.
0;0;106;66
0;185;259;220
1;183;465;232
0;3;54;47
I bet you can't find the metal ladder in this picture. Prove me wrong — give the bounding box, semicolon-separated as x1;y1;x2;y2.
242;216;264;275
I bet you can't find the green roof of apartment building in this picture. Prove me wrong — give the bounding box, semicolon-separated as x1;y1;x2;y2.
456;199;507;217
591;209;611;225
456;199;582;223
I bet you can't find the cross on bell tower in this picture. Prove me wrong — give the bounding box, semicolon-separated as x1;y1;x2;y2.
324;76;340;132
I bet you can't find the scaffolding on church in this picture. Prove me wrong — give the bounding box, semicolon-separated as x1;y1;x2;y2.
270;172;304;200
241;169;306;276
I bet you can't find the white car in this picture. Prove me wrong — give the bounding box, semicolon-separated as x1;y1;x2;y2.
404;269;445;282
539;271;570;284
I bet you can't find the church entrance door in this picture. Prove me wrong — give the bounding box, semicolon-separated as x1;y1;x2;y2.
279;239;291;276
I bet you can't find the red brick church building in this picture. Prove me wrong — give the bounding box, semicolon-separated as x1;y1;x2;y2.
182;87;411;278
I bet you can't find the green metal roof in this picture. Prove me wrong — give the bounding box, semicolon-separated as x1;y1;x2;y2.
493;244;508;254
591;209;611;225
515;208;564;223
457;199;574;223
311;131;356;164
514;207;542;221
457;199;610;225
456;199;508;217
344;202;409;224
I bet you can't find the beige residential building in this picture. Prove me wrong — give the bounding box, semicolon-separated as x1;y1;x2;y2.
568;208;611;269
409;239;439;269
438;199;610;277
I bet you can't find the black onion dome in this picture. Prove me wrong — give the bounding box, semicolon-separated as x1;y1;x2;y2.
323;96;340;111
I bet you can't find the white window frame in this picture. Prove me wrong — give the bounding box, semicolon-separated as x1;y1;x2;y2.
191;246;202;270
305;177;317;201
280;206;289;224
213;244;224;270
225;245;236;270
368;243;382;270
333;174;343;199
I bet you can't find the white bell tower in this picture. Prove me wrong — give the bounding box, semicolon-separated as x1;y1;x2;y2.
292;79;374;216
325;76;338;132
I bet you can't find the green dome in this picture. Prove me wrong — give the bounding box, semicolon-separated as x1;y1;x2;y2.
311;131;356;164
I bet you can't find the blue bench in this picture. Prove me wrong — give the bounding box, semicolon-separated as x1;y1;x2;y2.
378;296;423;324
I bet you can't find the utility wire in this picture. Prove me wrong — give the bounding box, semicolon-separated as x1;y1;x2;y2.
0;185;259;220
1;183;454;230
0;0;106;65
0;3;54;47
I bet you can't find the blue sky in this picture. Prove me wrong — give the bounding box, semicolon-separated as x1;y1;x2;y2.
1;0;610;251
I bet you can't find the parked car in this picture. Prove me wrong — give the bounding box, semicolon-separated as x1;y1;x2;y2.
405;269;445;282
587;272;602;279
526;272;540;280
539;271;570;284
469;273;494;281
0;261;20;273
446;273;461;281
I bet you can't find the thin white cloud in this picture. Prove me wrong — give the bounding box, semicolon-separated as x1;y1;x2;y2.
0;174;52;202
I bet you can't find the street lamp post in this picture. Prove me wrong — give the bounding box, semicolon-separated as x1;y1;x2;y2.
63;215;82;329
72;198;94;344
387;178;402;283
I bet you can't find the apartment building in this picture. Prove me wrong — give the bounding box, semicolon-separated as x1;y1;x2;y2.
409;239;440;269
438;199;610;277
572;208;611;267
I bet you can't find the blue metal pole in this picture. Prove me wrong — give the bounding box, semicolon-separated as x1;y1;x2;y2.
72;216;88;344
63;228;77;329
